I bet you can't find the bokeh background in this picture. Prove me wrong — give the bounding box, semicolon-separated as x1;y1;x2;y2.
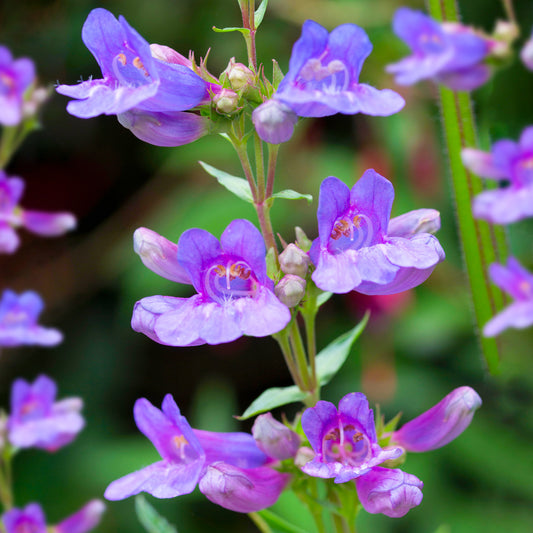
1;0;533;531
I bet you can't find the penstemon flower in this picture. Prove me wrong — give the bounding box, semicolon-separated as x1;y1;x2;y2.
0;45;35;126
7;375;84;451
462;126;533;224
482;257;533;337
0;290;63;347
386;7;492;91
105;394;290;512
0;171;76;254
56;9;207;121
131;219;291;346
253;20;404;143
309;170;445;294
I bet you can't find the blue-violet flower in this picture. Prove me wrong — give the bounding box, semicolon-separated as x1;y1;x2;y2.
462;126;533;224
104;394;289;512
482;257;533;337
386;8;491;91
309;170;445;294
0;171;76;254
0;45;35;126
7;375;84;451
0;290;63;347
131;219;291;346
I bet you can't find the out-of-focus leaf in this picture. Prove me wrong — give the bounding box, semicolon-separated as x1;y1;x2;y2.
135;495;178;533
255;0;268;28
212;26;250;35
238;385;306;420
199;161;253;203
254;509;309;533
270;189;313;203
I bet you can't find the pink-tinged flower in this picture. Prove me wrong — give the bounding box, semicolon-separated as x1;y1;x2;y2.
2;503;46;533
355;467;423;518
0;45;36;126
483;257;533;337
391;387;482;452
521;32;533;71
7;375;84;451
386;8;491;91
462;126;533;224
0;171;76;254
301;393;403;484
56;9;207;119
2;501;104;533
105;394;289;512
252;412;300;460
132;219;291;346
0;290;62;347
309;171;445;295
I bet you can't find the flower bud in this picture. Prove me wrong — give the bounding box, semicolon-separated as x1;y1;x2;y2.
252;99;298;144
198;462;290;513
274;275;306;308
224;57;254;90
294;446;315;468
150;44;192;67
355;467;423;518
55;500;106;533
213;89;240;115
252;413;300;460
279;243;310;277
392;386;482;452
521;34;533;71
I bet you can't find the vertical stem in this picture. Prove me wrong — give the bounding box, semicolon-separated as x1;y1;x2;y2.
248;512;273;533
274;330;305;390
266;144;279;198
501;0;516;24
303;310;318;389
289;320;312;392
428;0;508;374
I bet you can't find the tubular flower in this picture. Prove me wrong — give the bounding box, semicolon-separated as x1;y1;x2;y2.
309;170;445;295
0;171;76;254
462;126;533;224
7;375;84;451
391;386;482;452
0;290;63;347
56;8;207;119
482;257;533;337
131;219;291;346
386;7;491;91
105;394;289;513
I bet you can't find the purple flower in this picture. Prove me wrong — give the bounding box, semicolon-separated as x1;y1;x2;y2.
301;393;403;484
391;386;482;452
2;503;46;533
0;171;76;254
386;8;491;91
482;257;533;337
0;290;63;347
355;467;423;518
0;45;35;126
273;20;405;119
252;412;301;460
252;100;298;145
462;126;533;224
131;219;291;346
56;8;207;119
309;170;445;295
521;31;533;71
7;375;84;451
105;394;289;512
2;501;104;533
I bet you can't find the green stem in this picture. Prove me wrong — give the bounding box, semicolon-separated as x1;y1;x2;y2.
0;127;18;169
0;458;13;510
289;320;312;393
266;143;279;198
274;329;305;390
303;310;318;391
428;0;508;374
239;0;258;70
248;512;273;533
501;0;516;24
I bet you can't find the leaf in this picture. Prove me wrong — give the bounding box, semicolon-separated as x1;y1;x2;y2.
238;385;307;420
270;189;313;203
135;496;178;533
316;291;332;308
255;509;309;533
254;0;268;28
316;312;369;386
212;26;250;36
272;59;284;89
199;161;253;203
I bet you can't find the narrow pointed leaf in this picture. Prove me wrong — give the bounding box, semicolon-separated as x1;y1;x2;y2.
212;26;250;36
135;496;178;533
254;0;269;28
270;190;313;203
255;509;309;533
199;161;253;203
237;385;307;420
316;312;369;386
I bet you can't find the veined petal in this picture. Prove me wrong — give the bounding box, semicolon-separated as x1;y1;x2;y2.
311;247;362;294
387;209;441;237
199;462;290;513
383;234;445;270
316;176;351;249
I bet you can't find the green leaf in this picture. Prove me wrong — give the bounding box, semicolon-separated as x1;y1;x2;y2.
199;161;253;203
135;496;178;533
316;291;332;308
212;26;250;36
316;312;369;386
272;59;285;89
270;189;313;203
254;0;268;28
255;509;309;533
237;385;307;420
